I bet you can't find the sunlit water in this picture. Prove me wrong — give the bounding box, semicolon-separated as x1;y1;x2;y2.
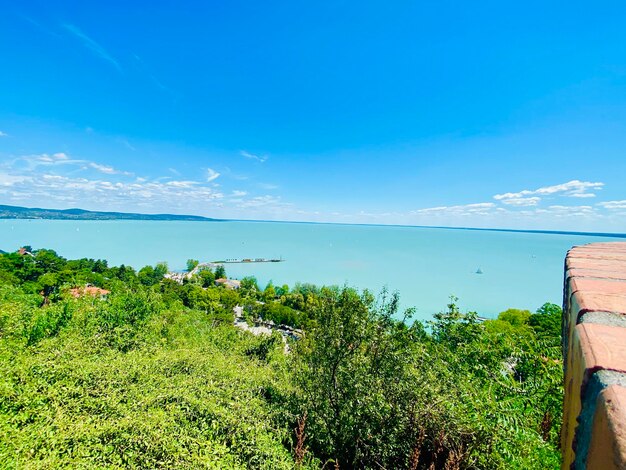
1;219;622;320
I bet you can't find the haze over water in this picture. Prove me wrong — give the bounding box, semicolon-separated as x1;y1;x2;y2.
1;219;621;320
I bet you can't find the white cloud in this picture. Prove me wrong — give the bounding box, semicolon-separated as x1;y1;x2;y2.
0;173;29;187
237;195;291;210
545;205;596;217
500;196;541;207
87;162;132;176
598;200;626;210
9;152;132;176
28;152;70;165
0;172;224;208
206;168;220;182
412;202;496;215
0;152;302;219
240;150;268;163
536;180;603;197
569;193;596;198
0;131;8;137
494;180;604;204
166;180;199;188
547;205;593;210
258;183;278;190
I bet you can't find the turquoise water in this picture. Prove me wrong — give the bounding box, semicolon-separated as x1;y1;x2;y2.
0;219;621;320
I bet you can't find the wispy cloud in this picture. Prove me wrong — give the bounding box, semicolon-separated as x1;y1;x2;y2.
545;205;595;217
397;176;626;229
165;180;199;188
116;138;136;151
0;172;223;209
0;131;8;137
237;195;292;210
258;183;278;190
449;180;614;226
132;54;175;95
11;152;72;169
494;180;604;204
499;196;541;207
0;153;300;218
0;174;28;186
88;162;126;175
6;152;132;176
598;200;626;210
62;24;122;73
19;15;60;37
412;202;496;216
206;168;220;182
240;150;268;163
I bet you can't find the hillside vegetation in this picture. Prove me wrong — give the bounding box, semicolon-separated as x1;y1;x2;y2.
0;204;217;221
0;248;562;469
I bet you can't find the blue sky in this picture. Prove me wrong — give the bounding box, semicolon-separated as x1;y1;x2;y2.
1;1;626;231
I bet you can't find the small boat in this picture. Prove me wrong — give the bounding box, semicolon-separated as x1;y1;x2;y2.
475;268;483;275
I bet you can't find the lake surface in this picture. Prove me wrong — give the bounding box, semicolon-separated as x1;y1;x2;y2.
1;219;622;320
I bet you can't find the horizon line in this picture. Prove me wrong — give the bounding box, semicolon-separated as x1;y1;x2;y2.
229;218;626;239
2;203;625;239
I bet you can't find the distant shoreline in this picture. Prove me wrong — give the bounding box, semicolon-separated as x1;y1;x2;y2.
0;204;220;222
1;203;625;238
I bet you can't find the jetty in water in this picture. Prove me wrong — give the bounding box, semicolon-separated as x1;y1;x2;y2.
213;257;284;264
184;257;284;278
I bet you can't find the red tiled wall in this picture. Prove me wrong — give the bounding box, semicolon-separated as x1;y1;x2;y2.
562;242;626;469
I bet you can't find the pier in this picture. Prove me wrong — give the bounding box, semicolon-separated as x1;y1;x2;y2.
213;257;284;264
182;257;284;279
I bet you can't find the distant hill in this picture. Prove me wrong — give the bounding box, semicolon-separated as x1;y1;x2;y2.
0;204;219;222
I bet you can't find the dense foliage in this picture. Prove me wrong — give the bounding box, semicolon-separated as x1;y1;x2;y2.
0;248;562;469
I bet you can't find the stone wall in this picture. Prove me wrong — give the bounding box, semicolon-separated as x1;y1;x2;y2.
562;242;626;469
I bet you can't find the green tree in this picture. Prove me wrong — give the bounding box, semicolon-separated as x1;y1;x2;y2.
219;288;239;312
529;302;562;340
38;272;60;304
138;266;157;286
428;296;482;349
263;281;276;301
33;249;66;273
498;308;531;327
186;259;199;272
214;265;226;279
138;263;167;286
155;262;168;277
187;285;220;312
260;301;301;327
276;284;290;296
240;276;259;297
293;287;422;468
93;259;108;273
196;268;215;288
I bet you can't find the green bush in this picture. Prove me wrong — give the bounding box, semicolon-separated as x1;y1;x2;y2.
0;248;562;469
25;302;73;346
